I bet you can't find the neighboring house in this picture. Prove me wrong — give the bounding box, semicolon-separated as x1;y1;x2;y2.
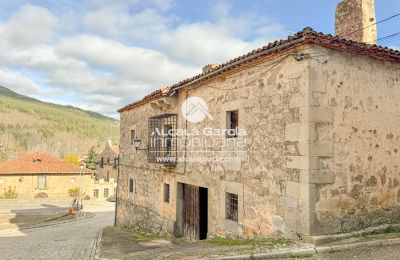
0;151;92;200
95;144;119;181
90;178;117;201
116;0;400;241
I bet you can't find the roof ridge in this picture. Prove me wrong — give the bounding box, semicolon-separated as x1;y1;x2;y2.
118;27;400;113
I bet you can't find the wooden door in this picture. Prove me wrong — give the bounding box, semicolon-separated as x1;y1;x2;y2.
183;184;199;240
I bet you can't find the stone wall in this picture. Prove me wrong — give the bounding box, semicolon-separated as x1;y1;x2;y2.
310;46;400;234
116;43;400;239
117;44;318;239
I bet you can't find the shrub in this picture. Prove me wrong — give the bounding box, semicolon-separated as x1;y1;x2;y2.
4;186;18;199
68;187;80;197
34;192;48;199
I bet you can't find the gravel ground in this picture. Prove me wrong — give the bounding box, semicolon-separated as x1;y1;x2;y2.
0;201;114;260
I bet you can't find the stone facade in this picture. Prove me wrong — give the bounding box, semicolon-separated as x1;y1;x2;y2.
310;46;400;234
335;0;377;44
116;39;400;240
95;145;119;181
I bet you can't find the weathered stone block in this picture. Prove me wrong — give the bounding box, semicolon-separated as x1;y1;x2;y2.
287;156;319;170
285;181;302;198
299;107;333;123
285;122;317;142
299;170;335;184
279;196;299;209
297;142;333;157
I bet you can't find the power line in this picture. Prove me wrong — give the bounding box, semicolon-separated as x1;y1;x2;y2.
378;32;400;44
343;12;400;37
365;31;400;45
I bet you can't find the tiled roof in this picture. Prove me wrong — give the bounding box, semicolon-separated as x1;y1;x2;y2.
110;145;120;155
118;27;400;113
0;151;93;175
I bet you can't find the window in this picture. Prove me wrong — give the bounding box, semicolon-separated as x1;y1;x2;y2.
148;114;177;164
226;110;239;138
129;179;134;193
113;158;117;169
104;188;109;198
71;178;76;183
163;183;170;203
100;157;104;168
93;189;99;198
107;158;110;164
131;130;136;145
226;192;238;222
106;171;110;181
165;125;173;154
38;176;46;189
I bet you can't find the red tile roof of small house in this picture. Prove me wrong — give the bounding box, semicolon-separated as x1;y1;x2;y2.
0;151;93;175
118;27;400;113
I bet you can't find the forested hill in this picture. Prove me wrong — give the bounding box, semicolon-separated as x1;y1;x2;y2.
0;86;119;161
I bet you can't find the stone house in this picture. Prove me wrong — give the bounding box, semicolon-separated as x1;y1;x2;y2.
0;151;92;200
95;143;119;181
116;0;400;241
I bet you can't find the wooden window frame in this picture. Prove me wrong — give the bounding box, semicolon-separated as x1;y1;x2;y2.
226;110;239;138
129;178;134;193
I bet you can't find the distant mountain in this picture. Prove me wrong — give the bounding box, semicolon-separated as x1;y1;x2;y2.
0;86;119;161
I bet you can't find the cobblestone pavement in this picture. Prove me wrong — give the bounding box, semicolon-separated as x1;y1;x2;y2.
0;201;114;260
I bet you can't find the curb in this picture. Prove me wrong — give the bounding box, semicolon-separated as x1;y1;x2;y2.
93;229;103;260
215;237;400;259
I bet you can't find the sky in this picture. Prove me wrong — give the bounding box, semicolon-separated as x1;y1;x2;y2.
0;0;399;118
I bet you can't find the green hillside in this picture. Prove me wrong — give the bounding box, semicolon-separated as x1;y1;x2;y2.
0;86;119;161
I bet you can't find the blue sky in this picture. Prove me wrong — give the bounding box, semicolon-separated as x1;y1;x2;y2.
0;0;399;118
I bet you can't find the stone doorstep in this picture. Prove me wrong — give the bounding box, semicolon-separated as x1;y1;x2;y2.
305;223;400;246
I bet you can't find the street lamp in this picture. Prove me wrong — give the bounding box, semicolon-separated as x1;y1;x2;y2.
133;139;147;151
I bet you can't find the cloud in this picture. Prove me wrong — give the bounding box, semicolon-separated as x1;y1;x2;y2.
0;2;286;117
0;68;42;94
1;4;59;47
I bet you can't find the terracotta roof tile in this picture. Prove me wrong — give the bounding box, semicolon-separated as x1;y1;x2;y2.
0;151;93;175
118;27;400;113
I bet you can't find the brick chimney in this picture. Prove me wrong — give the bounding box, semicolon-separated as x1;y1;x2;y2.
335;0;377;44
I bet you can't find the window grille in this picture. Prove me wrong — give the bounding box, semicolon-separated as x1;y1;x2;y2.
163;183;170;203
148;114;177;164
225;192;238;222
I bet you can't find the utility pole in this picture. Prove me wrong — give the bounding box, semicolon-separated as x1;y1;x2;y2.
114;154;120;227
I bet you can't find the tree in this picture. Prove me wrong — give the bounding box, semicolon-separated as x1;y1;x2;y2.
64;154;80;164
86;146;97;170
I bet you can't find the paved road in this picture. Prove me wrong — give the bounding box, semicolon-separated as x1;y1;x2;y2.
307;244;400;260
0;202;114;260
